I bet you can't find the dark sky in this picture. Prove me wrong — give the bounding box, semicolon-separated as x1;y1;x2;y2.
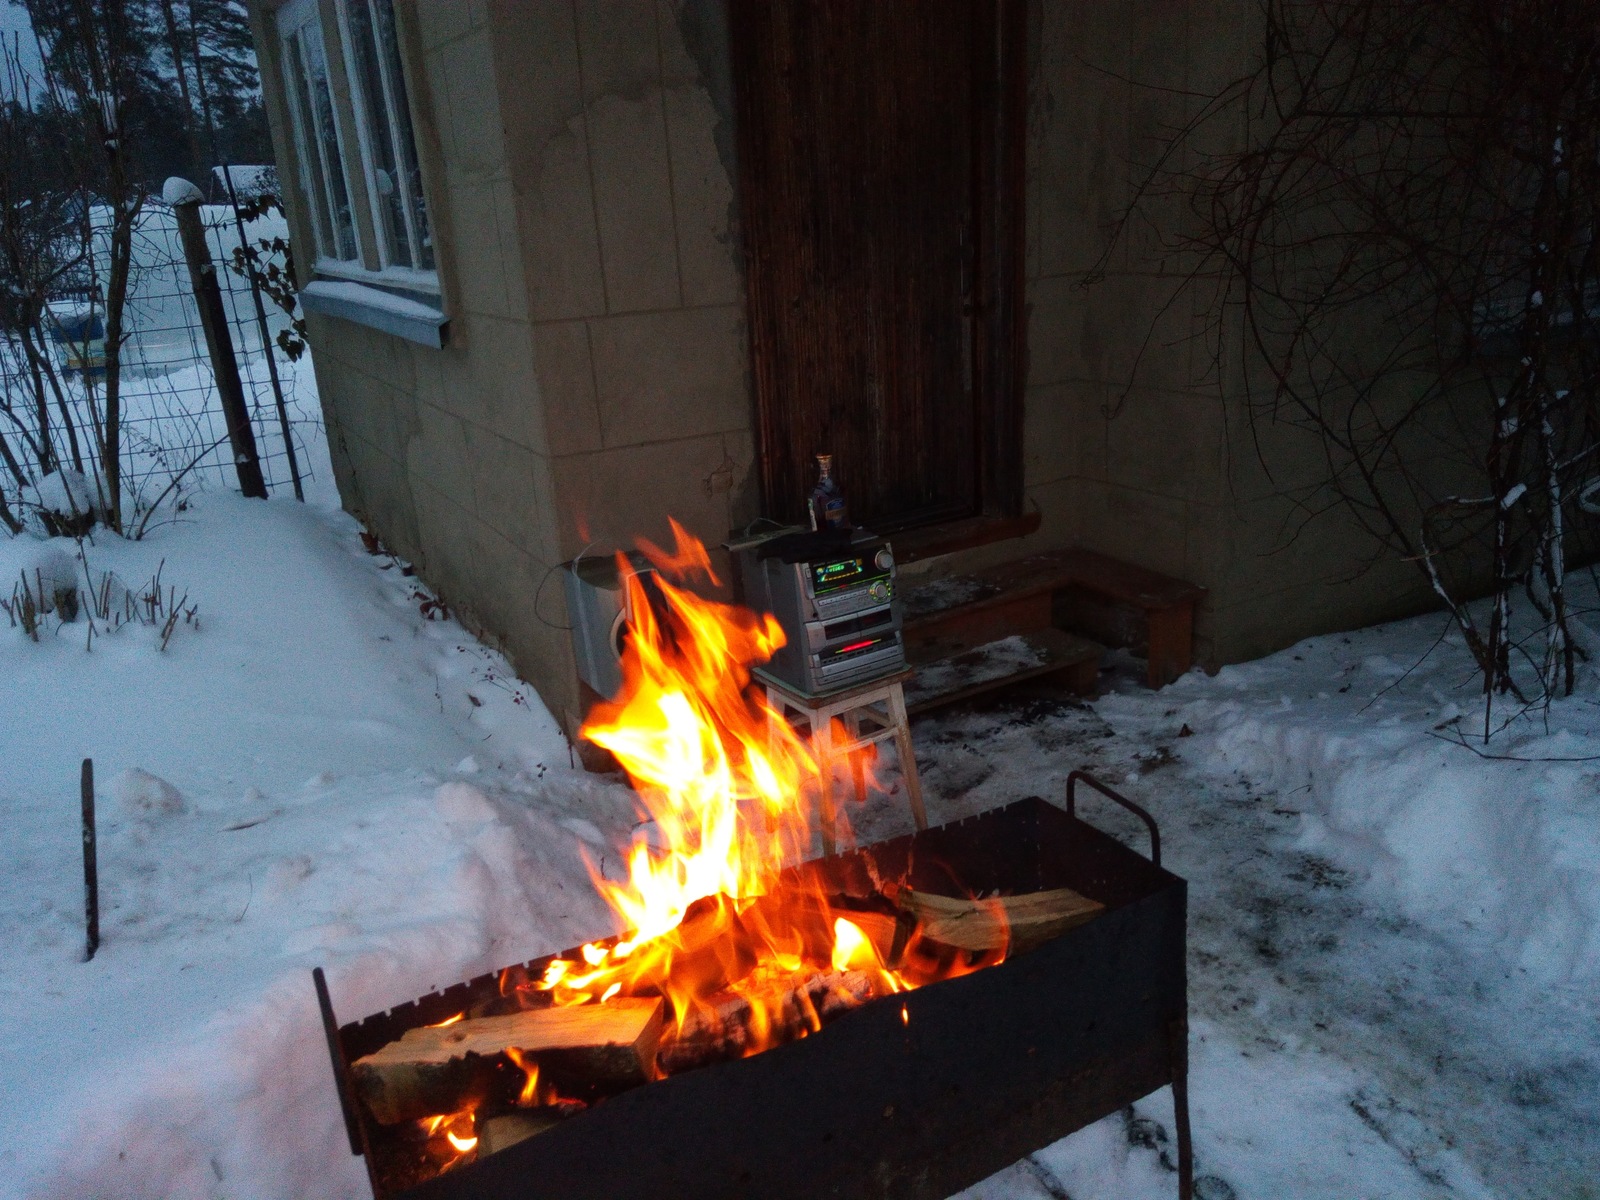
0;3;46;100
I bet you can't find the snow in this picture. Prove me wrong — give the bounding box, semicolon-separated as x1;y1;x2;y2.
24;469;100;521
212;165;278;198
299;279;444;321
926;607;1600;1198
3;399;1598;1195
0;447;637;1198
161;177;206;207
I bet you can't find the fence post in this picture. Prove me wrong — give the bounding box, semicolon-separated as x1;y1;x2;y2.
219;164;304;501
163;177;267;500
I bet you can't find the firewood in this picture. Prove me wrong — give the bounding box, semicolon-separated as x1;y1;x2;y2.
740;889;910;968
902;886;1103;954
660;893;759;998
353;997;664;1125
476;1111;563;1157
828;908;905;967
656;968;877;1075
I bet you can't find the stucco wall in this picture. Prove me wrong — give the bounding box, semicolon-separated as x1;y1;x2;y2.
485;0;754;738
255;0;1459;734
1006;0;1442;667
253;0;752;741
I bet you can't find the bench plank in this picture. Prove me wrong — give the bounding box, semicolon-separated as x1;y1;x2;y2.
900;548;1205;690
904;628;1102;716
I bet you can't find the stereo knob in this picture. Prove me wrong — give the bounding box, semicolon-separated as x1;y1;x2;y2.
869;581;888;601
874;548;894;571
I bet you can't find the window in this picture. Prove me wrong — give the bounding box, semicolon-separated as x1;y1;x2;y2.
340;0;434;275
275;0;445;344
277;0;358;264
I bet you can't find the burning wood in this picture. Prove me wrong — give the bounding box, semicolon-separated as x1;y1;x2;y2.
897;885;1104;953
347;525;1112;1188
476;1110;568;1157
657;966;879;1075
352;998;663;1124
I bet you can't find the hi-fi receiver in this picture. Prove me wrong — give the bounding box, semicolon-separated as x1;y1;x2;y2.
739;528;905;696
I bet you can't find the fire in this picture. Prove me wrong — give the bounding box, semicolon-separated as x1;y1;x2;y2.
580;520;825;942
383;521;1030;1188
515;521;998;1058
504;1047;540;1105
417;1110;479;1168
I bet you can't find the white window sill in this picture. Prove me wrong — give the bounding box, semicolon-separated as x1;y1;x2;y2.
300;278;447;348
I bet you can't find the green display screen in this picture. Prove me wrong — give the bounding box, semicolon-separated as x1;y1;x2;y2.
811;558;865;590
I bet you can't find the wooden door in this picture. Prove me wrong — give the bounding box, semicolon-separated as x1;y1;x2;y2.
732;0;1023;532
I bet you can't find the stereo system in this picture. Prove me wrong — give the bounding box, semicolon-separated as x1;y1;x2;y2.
739;528;905;696
563;529;906;702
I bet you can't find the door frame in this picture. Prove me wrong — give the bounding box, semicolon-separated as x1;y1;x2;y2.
731;0;1028;531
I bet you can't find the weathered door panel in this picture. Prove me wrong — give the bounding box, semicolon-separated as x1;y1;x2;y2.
733;1;985;530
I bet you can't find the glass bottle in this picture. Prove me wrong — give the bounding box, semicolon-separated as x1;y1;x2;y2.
808;453;850;531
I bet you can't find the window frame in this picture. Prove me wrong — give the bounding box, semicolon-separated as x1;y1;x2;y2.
333;0;435;281
276;0;361;267
273;0;446;344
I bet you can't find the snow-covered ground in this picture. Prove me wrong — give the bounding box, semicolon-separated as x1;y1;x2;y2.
936;618;1600;1200
3;392;1597;1197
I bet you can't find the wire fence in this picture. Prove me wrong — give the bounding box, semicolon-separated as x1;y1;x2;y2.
0;189;320;531
117;202;316;499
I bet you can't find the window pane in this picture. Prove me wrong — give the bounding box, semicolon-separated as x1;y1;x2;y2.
369;0;434;271
284;32;335;257
301;22;359;261
344;0;413;267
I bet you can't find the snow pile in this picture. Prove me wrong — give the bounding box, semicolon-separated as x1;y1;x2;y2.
25;469;102;523
1102;614;1600;987
0;483;644;1200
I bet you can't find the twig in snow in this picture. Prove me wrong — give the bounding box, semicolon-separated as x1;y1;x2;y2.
1021;1154;1074;1200
1355;617;1456;716
1426;729;1600;763
235;873;253;923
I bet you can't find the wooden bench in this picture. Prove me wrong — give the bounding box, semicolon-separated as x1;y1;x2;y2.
902;627;1102;715
901;548;1205;689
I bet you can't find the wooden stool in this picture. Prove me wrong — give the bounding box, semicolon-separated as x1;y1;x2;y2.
755;667;927;855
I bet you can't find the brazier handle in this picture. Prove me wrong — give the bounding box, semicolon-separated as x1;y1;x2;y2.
1065;770;1161;868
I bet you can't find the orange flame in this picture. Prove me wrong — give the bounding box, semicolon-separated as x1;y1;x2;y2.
521;521;996;1062
504;1047;540;1106
418;1110;479;1165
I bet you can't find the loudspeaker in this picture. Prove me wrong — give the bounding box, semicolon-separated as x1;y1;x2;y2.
563;552;655;699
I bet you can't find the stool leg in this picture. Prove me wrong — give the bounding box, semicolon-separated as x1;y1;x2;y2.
848;712;867;805
886;685;927;830
765;686;782;763
812;715;837;855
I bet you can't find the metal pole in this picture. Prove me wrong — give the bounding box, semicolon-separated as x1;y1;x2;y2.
81;758;99;962
312;967;366;1156
220;164;304;500
166;179;268;500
